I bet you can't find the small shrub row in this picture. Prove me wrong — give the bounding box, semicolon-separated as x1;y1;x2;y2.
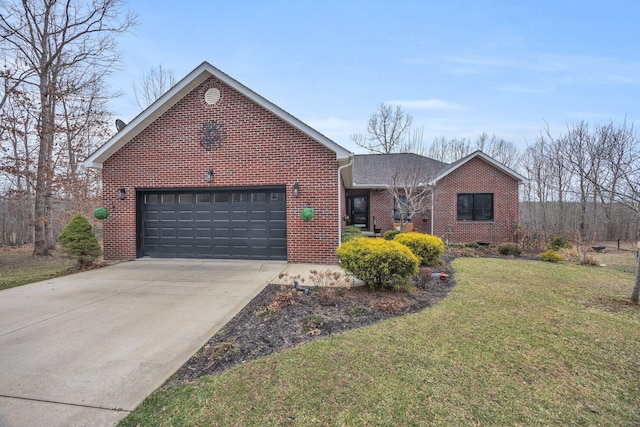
336;232;445;290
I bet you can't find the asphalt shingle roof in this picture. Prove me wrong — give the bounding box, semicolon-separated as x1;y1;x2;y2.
352;153;449;187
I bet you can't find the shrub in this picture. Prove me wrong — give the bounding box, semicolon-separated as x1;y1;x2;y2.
498;242;522;256
559;248;600;266
549;236;572;251
540;249;563;263
394;232;444;266
341;225;362;242
57;214;102;266
336;237;418;290
383;229;402;240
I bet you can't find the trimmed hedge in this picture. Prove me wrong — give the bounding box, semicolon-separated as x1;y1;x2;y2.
336;237;418;290
57;214;102;266
394;232;444;266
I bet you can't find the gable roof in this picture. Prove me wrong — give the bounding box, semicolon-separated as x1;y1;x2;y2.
432;150;527;183
84;61;352;168
350;150;526;189
352;153;448;188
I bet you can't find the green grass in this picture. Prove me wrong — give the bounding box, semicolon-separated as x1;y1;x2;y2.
122;256;640;426
0;247;78;291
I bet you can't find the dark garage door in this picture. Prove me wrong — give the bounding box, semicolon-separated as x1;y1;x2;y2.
139;188;286;259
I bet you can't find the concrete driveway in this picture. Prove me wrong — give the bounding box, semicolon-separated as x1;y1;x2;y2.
0;259;289;427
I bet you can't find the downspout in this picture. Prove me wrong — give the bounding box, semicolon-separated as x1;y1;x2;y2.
430;189;435;236
337;154;354;247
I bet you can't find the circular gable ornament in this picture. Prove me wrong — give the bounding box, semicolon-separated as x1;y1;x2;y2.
204;88;221;105
199;119;226;151
300;207;314;222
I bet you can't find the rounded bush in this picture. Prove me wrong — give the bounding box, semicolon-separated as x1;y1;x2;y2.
394;232;444;266
57;214;102;266
336;238;418;290
383;229;402;240
549;236;572;251
540;249;563;263
93;207;109;220
498;242;522;256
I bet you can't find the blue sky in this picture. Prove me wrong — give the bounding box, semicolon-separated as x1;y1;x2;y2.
109;0;640;153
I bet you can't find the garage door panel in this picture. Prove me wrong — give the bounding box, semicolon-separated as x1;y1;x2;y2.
144;210;160;221
178;228;193;238
142;188;286;260
269;210;286;220
161;211;176;221
195;228;211;238
213;210;230;221
161;227;176;237
178;211;193;221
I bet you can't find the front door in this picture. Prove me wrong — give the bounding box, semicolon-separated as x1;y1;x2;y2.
348;195;369;230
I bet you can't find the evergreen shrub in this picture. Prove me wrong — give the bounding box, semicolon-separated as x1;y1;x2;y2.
394;232;444;266
57;214;102;266
498;242;522;256
540;249;563;263
549;236;572;251
336;237;418;290
342;225;362;242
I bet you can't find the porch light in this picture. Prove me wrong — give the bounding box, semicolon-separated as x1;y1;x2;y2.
117;187;126;200
205;169;214;183
292;181;300;197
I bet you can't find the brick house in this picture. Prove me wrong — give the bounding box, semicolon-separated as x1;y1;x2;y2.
85;62;524;264
346;151;526;244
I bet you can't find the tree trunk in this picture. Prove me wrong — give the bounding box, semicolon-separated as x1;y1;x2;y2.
33;76;55;257
632;252;640;304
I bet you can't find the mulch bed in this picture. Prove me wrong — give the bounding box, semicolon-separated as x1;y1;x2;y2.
169;264;456;385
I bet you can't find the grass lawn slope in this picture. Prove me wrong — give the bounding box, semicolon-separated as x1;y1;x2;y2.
123;256;640;426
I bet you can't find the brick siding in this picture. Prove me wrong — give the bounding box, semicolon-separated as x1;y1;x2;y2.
102;77;340;263
431;157;519;244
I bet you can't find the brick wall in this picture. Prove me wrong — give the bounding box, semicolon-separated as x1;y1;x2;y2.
102;77;340;263
431;157;519;244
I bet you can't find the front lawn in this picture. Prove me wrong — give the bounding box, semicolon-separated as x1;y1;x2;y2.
121;255;640;426
0;246;79;291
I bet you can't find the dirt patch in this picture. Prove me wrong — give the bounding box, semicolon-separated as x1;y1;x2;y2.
169;265;456;385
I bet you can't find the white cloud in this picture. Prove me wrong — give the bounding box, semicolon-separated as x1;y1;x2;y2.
497;84;553;94
388;99;463;110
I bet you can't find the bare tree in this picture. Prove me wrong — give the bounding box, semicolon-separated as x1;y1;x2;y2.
132;64;176;109
351;103;412;154
0;0;136;256
476;133;521;169
387;155;434;230
588;121;640;303
425;136;473;163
